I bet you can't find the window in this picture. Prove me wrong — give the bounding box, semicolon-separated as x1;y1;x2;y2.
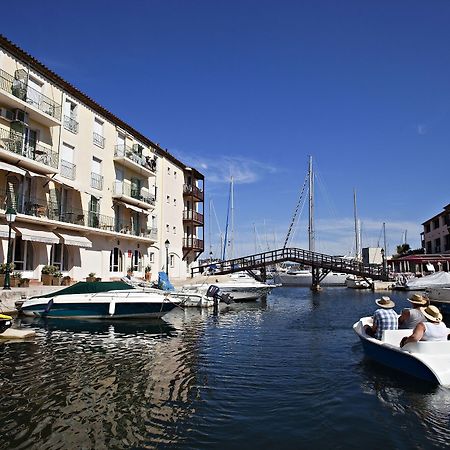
50;243;69;271
426;241;432;254
63;99;78;133
435;238;441;253
167;167;170;175
445;235;450;252
174;171;177;179
110;247;123;272
173;226;176;234
93;118;105;148
433;218;440;230
170;255;174;268
13;237;34;271
132;250;142;272
60;143;75;180
91;157;103;190
425;223;431;233
27;76;43;109
166;195;170;204
166;224;169;232
149;252;155;263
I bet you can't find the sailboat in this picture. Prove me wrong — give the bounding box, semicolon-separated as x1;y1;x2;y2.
273;156;347;287
345;189;371;289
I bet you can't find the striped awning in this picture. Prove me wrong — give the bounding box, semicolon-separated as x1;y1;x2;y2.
116;201;149;214
13;226;59;244
57;232;92;248
0;224;15;239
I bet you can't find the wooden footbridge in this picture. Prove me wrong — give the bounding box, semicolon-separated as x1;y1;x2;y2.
192;247;391;289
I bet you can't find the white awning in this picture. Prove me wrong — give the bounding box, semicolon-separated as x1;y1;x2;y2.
13;226;59;244
26;170;48;178
51;175;81;191
57;232;92;248
0;161;26;176
0;224;15;239
116;201;149;214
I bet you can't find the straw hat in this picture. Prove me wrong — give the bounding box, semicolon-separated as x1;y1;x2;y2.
375;296;395;309
420;305;443;323
407;293;428;306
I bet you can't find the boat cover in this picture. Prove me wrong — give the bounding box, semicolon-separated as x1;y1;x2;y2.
30;281;134;299
406;271;450;289
158;272;174;291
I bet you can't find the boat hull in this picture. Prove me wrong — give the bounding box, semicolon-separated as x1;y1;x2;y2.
274;272;347;287
427;288;450;315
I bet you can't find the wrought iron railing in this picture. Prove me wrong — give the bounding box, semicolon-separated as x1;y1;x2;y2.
113;181;155;206
63;115;79;134
183;237;204;250
183;209;204;223
93;132;105;148
114;144;157;173
91;172;104;190
0;126;59;169
0;69;62;120
183;184;204;201
60;159;76;180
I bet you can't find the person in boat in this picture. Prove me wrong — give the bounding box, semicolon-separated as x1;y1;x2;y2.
400;305;449;347
398;293;428;329
364;296;398;340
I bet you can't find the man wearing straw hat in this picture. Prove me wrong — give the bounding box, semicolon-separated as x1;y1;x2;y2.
364;296;398;340
398;293;428;329
400;305;449;347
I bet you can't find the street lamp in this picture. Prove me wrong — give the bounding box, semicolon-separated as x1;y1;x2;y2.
3;207;17;290
165;239;170;277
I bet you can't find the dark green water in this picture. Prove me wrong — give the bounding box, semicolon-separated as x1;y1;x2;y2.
1;288;450;449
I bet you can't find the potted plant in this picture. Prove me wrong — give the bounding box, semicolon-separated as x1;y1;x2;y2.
41;265;57;285
11;271;22;288
19;277;30;288
61;276;71;286
144;265;152;281
52;271;63;286
86;272;97;282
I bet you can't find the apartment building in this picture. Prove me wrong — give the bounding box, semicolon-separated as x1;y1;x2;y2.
421;204;450;254
0;35;204;282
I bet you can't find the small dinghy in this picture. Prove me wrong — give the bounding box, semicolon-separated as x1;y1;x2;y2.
353;317;450;385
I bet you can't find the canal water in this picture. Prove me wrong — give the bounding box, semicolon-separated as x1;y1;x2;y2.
1;288;450;449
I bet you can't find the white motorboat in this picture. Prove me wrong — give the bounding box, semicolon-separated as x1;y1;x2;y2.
396;271;450;291
181;272;276;301
354;316;450;385
19;281;190;319
273;269;347;287
345;275;371;289
426;287;450;315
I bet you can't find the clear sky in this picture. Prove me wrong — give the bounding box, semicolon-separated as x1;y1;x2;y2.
4;0;450;257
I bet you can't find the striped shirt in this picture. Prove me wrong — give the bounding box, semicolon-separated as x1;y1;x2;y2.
373;308;398;340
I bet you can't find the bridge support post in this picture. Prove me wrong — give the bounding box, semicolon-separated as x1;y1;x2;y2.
311;266;321;291
260;266;267;282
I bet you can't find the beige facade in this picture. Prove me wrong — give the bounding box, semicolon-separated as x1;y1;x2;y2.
421;204;450;254
0;36;204;284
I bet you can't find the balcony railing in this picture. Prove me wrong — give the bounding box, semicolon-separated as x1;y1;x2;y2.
0;127;59;169
183;209;204;223
60;159;76;180
183;237;204;251
93;132;105;148
113;181;155;206
114;144;157;172
91;172;104;190
0;189;155;239
183;184;204;201
0;68;62;120
63;115;79;134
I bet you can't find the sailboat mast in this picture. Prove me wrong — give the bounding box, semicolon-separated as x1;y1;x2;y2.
230;176;234;260
308;156;314;253
353;189;360;260
208;198;212;259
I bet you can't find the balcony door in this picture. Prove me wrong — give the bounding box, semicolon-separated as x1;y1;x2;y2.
131;178;141;198
27;76;42;109
115;167;124;194
88;196;100;228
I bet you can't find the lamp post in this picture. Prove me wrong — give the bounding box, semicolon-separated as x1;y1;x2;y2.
165;239;170;277
3;207;17;290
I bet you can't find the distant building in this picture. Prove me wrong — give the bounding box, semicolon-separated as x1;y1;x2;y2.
362;247;383;266
421;204;450;254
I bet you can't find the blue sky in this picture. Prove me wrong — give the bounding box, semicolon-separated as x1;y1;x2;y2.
4;0;450;257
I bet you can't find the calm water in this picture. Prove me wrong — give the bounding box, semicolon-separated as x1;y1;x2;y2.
1;288;450;449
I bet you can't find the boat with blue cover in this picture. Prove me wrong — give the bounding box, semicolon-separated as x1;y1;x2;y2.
354;317;450;385
19;281;182;319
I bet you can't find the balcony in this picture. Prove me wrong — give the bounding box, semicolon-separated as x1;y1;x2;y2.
60;159;76;180
183;209;204;225
183;184;204;201
114;145;157;177
63;115;79;134
112;181;155;209
0;189;156;239
93;132;105;148
0;68;61;126
91;172;104;190
183;237;204;251
0;126;58;174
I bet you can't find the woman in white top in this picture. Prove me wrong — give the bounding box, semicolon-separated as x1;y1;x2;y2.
400;305;449;347
398;293;428;329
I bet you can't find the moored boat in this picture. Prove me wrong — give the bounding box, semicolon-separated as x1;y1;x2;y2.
273;269;347;287
345;275;371;289
19;281;183;319
353;316;450;385
426;287;450;314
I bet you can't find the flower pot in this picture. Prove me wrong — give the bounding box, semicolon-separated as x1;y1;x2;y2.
145;272;151;281
51;277;62;286
19;279;30;288
42;274;53;286
86;277;97;282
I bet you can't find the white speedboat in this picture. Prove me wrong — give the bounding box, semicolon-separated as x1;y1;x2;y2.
345;275;371;289
426;287;450;315
395;271;450;291
273;269;347;287
19;281;185;319
354;316;450;385
181;272;275;301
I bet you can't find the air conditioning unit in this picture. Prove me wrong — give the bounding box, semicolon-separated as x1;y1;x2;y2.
0;107;14;121
13;109;29;125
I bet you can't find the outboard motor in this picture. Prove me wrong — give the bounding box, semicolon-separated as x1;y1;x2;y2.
206;285;233;305
0;314;12;334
